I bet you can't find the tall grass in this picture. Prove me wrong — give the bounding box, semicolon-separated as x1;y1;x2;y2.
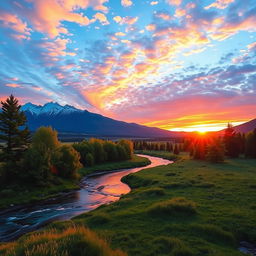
148;197;197;216
0;225;126;256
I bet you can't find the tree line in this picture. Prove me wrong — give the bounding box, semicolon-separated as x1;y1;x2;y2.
0;95;133;187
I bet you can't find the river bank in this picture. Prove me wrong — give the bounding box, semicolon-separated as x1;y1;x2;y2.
0;154;164;243
1;152;255;255
0;154;150;210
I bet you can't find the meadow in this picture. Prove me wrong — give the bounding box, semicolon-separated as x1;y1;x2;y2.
1;151;255;255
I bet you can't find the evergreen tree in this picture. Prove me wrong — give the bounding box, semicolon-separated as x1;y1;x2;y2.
245;129;256;158
223;123;240;158
173;144;180;155
206;138;225;163
0;95;30;161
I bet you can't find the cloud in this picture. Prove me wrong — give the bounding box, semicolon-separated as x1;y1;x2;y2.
150;1;158;5
166;0;182;6
5;83;22;88
121;0;133;7
93;12;109;25
0;11;31;40
21;0;109;38
113;16;138;25
205;0;235;10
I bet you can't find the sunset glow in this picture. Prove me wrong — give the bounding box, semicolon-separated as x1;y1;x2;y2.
0;0;255;132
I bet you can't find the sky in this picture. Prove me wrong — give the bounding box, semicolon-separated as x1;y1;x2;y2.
0;0;255;132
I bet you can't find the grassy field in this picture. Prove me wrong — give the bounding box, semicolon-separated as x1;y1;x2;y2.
0;154;149;209
1;152;256;255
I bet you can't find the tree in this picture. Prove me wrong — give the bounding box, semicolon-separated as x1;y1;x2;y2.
173;144;180;155
118;139;133;159
22;126;60;184
0;95;30;161
206;138;225;163
223;123;240;158
32;126;60;153
245;128;256;158
52;145;81;179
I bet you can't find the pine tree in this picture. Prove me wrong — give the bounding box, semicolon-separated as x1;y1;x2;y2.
223;123;239;158
0;95;30;161
173;144;180;155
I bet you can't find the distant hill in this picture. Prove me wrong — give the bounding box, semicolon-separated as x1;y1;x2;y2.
232;119;256;133
21;102;183;138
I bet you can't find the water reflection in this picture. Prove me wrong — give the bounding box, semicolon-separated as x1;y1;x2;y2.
0;154;172;242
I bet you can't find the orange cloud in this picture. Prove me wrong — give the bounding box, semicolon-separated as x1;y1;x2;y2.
150;1;158;5
0;12;31;39
205;0;235;10
93;12;109;25
167;0;182;6
24;0;110;38
5;83;22;88
121;0;133;7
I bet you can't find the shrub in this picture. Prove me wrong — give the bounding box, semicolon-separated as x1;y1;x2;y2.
52;145;81;179
148;197;197;216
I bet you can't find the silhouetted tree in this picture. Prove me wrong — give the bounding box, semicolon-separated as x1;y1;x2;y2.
245;128;256;158
0;95;30;161
206;138;225;163
173;144;180;155
223;123;240;158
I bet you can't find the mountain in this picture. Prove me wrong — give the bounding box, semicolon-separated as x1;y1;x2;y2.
21;102;183;138
233;119;256;133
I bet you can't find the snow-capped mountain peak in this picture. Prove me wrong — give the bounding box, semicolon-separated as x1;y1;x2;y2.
21;102;82;115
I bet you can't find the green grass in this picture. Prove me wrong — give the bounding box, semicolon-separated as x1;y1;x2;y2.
79;154;150;176
0;155;150;209
135;150;180;161
0;178;79;209
1;152;256;256
0;225;126;256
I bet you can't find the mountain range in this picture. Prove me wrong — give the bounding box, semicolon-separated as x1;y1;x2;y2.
21;102;183;138
21;102;256;138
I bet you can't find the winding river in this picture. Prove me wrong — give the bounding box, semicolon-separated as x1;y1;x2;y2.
0;154;172;242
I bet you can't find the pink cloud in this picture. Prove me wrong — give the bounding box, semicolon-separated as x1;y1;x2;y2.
5;83;22;88
205;0;235;10
92;12;109;25
121;0;133;7
0;11;31;40
24;0;109;38
167;0;182;6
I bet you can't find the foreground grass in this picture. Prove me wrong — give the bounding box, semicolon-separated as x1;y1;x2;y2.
1;152;256;255
0;226;126;256
0;155;149;209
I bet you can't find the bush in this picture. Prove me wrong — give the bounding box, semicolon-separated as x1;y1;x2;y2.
148;197;197;216
52;145;81;179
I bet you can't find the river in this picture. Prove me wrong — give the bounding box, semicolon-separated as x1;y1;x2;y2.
0;154;172;242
